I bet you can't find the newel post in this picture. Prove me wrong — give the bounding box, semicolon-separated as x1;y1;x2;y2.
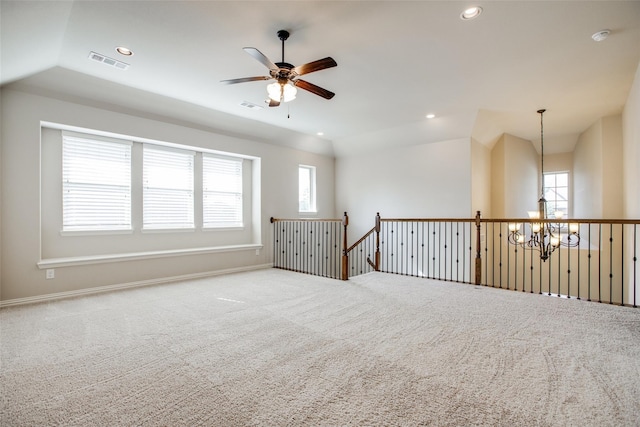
475;210;482;285
374;212;381;271
341;212;349;280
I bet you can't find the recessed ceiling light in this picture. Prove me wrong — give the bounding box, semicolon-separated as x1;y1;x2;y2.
460;6;483;20
426;114;436;119
115;46;134;56
317;132;324;136
591;29;610;42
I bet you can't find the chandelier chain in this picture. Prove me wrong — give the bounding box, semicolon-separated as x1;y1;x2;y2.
539;109;545;199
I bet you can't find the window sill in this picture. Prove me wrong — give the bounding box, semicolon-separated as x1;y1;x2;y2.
141;227;196;233
203;226;244;232
37;243;263;269
61;229;133;237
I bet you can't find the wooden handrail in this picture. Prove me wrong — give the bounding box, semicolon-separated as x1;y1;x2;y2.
270;217;343;222
346;227;375;254
480;218;640;224
381;217;477;223
380;217;640;225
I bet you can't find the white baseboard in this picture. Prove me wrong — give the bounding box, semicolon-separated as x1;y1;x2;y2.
0;264;273;308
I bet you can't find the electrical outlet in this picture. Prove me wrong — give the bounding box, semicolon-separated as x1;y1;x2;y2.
255;249;260;256
46;269;55;279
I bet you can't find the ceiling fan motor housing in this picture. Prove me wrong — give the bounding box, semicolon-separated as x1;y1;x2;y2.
277;30;290;41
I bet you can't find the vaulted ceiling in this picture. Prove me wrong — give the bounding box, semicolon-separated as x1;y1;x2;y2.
2;1;639;157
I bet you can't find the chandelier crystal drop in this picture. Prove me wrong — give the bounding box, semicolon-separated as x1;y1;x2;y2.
507;109;580;261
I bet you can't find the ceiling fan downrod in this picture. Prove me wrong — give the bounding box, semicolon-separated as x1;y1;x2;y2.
277;30;290;64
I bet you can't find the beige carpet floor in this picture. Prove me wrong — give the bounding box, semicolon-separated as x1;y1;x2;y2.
1;269;639;426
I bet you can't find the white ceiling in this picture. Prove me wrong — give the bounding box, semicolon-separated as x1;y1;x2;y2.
2;1;639;157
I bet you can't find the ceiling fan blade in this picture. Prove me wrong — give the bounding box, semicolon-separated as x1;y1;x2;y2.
294;79;335;100
220;76;272;85
267;99;280;107
292;57;337;76
243;47;278;71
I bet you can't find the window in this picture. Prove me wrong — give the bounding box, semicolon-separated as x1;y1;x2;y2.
299;165;316;213
203;155;243;228
143;145;194;230
62;134;132;231
543;172;569;218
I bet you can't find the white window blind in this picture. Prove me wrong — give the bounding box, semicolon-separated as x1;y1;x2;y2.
299;165;316;212
143;145;194;229
62;135;132;231
203;155;243;228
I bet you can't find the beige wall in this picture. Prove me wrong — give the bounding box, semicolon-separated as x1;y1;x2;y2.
1;88;336;302
543;152;572;174
491;133;539;218
602;116;623;218
573;120;603;218
622;60;640;305
573;115;623;219
490;137;505;218
471;138;491;217
335;138;472;239
623;61;640;219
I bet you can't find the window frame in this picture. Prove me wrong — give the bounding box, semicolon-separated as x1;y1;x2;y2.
298;164;317;213
543;171;570;218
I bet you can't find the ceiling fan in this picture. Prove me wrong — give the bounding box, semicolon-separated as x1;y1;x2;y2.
221;30;337;107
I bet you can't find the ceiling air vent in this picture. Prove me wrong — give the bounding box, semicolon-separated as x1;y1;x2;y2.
88;51;130;70
240;101;264;110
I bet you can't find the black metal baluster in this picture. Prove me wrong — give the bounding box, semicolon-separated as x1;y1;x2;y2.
621;224;624;306
499;222;503;289
548;252;552;296
522;231;527;292
453;222;458;282
567;233;571;298
421;222;425;277
286;222;290;269
432;222;437;279
587;224;591;301
303;221;308;274
610;224;614;304
557;245;561;297
599;224;602;303
322;222;327;277
530;235;535;293
461;221;465;283
577;222;581;300
400;221;405;275
486;222;491;287
510;224;515;291
634;224;637;308
513;237;517;291
411;222;418;276
394;221;398;274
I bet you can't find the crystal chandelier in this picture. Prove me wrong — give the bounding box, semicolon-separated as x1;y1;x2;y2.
507;109;580;261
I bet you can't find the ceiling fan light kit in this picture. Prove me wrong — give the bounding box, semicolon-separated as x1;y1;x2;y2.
267;81;296;102
221;29;337;107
